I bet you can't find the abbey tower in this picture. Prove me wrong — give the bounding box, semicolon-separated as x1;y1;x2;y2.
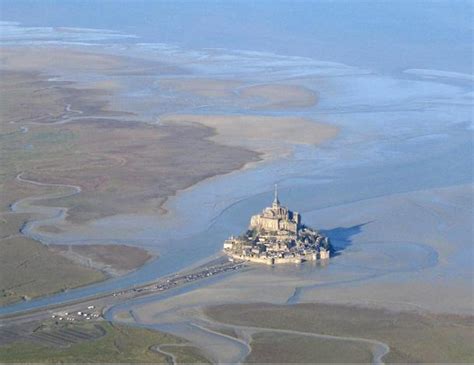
249;185;301;234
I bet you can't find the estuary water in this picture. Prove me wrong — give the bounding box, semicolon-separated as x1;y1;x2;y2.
0;1;472;315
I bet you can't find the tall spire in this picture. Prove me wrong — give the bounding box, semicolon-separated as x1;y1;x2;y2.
273;184;280;206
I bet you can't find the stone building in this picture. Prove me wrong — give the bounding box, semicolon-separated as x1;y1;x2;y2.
249;185;301;234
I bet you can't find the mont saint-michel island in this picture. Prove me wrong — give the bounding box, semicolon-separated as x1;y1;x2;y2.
223;186;331;264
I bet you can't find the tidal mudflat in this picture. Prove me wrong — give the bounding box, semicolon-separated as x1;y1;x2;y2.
0;12;472;363
108;58;471;361
104;42;471;364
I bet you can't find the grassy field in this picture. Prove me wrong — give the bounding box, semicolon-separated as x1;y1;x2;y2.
245;332;372;364
0;321;210;363
159;344;211;364
206;303;474;363
0;191;107;306
0;99;109;305
0;235;105;306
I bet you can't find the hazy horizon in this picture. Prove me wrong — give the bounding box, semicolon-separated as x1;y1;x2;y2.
1;0;472;74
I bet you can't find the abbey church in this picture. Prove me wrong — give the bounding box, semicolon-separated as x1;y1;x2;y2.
249;186;301;234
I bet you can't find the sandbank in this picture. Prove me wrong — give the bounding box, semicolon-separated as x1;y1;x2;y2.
158;78;243;98
240;83;318;109
161;114;338;159
157;78;318;110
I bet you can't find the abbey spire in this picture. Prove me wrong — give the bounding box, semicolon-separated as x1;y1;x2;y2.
273;184;280;207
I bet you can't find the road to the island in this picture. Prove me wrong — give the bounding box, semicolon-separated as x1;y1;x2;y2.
0;257;246;326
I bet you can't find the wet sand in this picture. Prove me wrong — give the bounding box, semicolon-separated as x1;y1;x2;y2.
106;183;473;363
162;114;338;159
239;83;318;109
158;78;243;98
0;46;182;76
157;78;318;109
0;47;122;72
152;184;471;314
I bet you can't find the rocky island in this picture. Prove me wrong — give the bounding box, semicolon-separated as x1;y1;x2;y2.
223;186;331;265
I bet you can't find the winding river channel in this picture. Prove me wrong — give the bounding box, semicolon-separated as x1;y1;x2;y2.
1;72;471;318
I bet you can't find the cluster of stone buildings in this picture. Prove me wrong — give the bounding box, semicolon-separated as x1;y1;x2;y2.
223;186;330;265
